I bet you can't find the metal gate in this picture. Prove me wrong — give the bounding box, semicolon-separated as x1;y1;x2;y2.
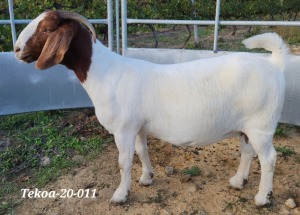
0;0;300;126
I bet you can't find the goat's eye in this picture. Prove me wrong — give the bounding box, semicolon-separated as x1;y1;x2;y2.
42;28;51;33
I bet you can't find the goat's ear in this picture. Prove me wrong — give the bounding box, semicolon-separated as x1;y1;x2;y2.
36;24;75;70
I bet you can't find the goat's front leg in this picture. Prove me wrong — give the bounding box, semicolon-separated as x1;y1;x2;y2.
135;132;154;186
110;133;135;204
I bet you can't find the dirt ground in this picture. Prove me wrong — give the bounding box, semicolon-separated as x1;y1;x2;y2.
9;27;300;215
13;126;300;215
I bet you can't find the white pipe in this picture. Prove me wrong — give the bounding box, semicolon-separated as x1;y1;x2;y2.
8;0;16;48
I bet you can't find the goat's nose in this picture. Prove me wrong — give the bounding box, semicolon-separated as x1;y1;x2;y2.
14;46;20;53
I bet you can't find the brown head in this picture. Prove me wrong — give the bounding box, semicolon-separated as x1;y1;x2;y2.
14;10;97;82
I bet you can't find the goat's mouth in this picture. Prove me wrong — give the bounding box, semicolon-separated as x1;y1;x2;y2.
17;54;35;63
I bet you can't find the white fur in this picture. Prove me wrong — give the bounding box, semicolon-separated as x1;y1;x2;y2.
15;18;288;206
82;33;287;206
14;12;46;60
243;32;289;71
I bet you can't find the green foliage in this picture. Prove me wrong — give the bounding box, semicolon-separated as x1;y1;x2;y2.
0;0;107;51
182;166;201;176
0;109;105;214
274;26;300;44
221;0;299;21
0;110;104;177
275;124;288;138
276;146;296;156
126;0;300;21
0;0;299;51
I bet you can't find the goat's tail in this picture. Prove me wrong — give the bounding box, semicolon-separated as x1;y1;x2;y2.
242;32;289;71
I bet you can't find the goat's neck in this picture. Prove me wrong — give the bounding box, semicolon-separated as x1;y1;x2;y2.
61;24;93;83
61;31;116;84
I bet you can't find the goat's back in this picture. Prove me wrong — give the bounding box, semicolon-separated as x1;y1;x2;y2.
110;53;286;146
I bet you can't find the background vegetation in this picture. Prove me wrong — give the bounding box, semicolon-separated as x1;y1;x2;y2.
0;0;299;51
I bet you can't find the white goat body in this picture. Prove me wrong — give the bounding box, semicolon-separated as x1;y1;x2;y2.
14;11;288;207
85;43;285;146
75;33;287;206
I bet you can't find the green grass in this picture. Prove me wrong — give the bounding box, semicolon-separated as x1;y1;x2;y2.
275;146;296;157
275;124;288;138
274;26;300;44
127;24;300;54
274;123;300;138
0;109;107;214
182;166;201;176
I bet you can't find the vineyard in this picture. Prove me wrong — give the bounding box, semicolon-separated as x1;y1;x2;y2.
0;0;300;51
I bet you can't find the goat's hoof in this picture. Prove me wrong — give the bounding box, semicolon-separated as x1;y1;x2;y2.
110;189;129;205
229;176;246;190
139;172;154;186
255;194;271;207
110;199;125;206
139;179;153;186
110;199;128;206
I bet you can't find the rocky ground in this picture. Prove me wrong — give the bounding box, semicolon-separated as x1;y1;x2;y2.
14;125;300;215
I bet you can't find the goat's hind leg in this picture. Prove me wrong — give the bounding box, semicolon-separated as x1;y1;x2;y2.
248;130;277;206
230;133;255;189
135;132;154;186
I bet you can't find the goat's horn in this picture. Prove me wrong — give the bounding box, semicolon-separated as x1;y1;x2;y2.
57;10;97;43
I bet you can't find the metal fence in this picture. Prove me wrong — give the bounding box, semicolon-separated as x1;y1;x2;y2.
120;0;300;53
0;0;115;51
0;0;300;125
2;0;300;53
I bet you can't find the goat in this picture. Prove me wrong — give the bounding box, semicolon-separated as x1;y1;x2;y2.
14;10;288;206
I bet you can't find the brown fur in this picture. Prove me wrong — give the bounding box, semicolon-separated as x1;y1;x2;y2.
241;132;249;144
24;11;92;83
36;22;76;69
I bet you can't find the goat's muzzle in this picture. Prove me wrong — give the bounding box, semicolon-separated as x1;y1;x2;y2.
15;46;35;63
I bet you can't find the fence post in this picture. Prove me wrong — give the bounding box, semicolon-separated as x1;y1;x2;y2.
115;0;120;54
107;0;114;50
121;0;128;55
213;0;221;53
8;0;16;48
191;0;199;45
